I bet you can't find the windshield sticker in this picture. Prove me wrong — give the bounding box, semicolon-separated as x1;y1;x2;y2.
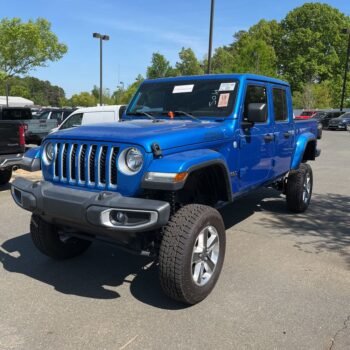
173;84;194;94
218;93;230;108
219;82;236;91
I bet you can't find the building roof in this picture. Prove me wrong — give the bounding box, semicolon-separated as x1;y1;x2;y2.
0;96;34;107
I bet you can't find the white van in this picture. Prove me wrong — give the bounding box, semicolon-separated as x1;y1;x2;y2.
51;105;126;133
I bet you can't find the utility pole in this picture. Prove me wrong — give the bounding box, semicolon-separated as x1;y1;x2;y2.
207;0;215;74
93;33;110;106
340;28;350;111
5;81;9;107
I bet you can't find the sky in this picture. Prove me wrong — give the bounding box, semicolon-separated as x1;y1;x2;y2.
1;0;350;97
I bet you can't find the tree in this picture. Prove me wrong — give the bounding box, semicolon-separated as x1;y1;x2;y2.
279;3;350;90
210;47;235;74
111;75;144;105
70;92;96;107
0;18;67;78
147;53;173;79
176;48;204;76
233;39;277;76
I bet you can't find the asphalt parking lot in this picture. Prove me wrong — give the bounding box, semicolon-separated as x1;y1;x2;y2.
0;130;349;350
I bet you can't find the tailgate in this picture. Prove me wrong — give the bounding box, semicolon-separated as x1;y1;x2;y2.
0;121;23;155
27;120;58;135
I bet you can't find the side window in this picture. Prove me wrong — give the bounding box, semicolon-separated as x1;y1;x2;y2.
243;85;268;123
60;113;83;130
51;111;63;121
272;88;288;122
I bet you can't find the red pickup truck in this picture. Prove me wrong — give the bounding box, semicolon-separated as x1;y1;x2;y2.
295;110;317;120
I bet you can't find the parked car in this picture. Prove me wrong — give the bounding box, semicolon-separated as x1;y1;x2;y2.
295;110;318;120
24;108;76;144
50;105;126;133
0;120;27;186
327;112;350;130
12;74;320;305
316;110;344;129
34;108;76;123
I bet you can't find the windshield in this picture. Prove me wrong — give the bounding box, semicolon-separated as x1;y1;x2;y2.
34;111;50;120
126;79;238;118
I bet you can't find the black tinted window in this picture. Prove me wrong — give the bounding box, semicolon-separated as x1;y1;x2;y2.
119;105;126;118
243;85;267;122
2;108;32;120
273;88;288;122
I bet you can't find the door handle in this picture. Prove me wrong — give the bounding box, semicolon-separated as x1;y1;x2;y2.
283;131;291;138
264;134;274;142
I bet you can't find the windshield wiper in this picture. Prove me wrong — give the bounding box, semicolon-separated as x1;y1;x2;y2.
162;110;202;123
127;111;157;121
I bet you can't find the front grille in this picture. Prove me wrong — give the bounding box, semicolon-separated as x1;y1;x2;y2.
53;142;119;188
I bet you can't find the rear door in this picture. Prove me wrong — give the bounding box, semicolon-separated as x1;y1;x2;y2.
0;121;23;155
271;86;294;177
238;82;275;190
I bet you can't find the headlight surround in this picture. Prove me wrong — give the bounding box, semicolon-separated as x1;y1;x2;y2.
119;147;144;175
45;142;55;163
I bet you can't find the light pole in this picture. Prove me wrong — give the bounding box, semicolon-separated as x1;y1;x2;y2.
207;0;215;74
92;32;110;106
340;28;350;111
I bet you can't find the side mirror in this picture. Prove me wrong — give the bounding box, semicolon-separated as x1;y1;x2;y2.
246;103;267;124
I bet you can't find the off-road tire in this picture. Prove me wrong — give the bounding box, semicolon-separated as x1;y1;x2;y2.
0;168;12;186
286;163;313;213
159;204;226;305
30;214;92;259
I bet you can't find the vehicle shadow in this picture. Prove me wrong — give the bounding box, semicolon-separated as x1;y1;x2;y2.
0;189;276;309
0;183;10;192
2;189;347;309
258;192;350;267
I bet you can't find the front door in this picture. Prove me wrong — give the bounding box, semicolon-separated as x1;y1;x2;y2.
271;86;294;177
238;83;275;191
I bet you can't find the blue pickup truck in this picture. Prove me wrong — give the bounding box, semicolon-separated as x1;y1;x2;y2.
11;74;320;304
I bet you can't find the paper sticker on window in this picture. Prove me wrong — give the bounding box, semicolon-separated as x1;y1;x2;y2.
218;93;230;108
219;82;236;91
173;84;194;94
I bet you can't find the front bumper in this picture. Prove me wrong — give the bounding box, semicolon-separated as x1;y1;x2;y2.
11;178;170;238
0;153;23;170
0;154;40;172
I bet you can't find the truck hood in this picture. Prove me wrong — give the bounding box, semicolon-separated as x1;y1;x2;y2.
47;120;230;152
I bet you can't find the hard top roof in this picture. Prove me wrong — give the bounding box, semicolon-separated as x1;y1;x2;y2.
144;73;289;87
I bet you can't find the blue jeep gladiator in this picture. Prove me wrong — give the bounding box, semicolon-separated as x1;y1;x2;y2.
11;74;320;304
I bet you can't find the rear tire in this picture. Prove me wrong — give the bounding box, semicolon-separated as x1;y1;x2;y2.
159;204;226;305
286;163;313;213
0;168;12;186
30;214;92;259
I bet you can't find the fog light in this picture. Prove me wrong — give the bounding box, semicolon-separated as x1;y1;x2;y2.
110;211;127;225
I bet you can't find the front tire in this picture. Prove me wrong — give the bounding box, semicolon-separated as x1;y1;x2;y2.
286;163;313;213
30;215;92;259
0;168;12;186
159;204;226;305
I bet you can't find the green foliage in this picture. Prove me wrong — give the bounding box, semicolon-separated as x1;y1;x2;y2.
292;82;333;109
0;17;67;78
232;39;277;76
70;92;97;107
175;48;204;76
112;75;144;105
210;47;235;74
147;53;173;79
0;75;65;106
279;3;350;90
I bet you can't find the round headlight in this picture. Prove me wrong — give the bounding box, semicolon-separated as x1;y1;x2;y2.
125;148;143;172
45;142;55;162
